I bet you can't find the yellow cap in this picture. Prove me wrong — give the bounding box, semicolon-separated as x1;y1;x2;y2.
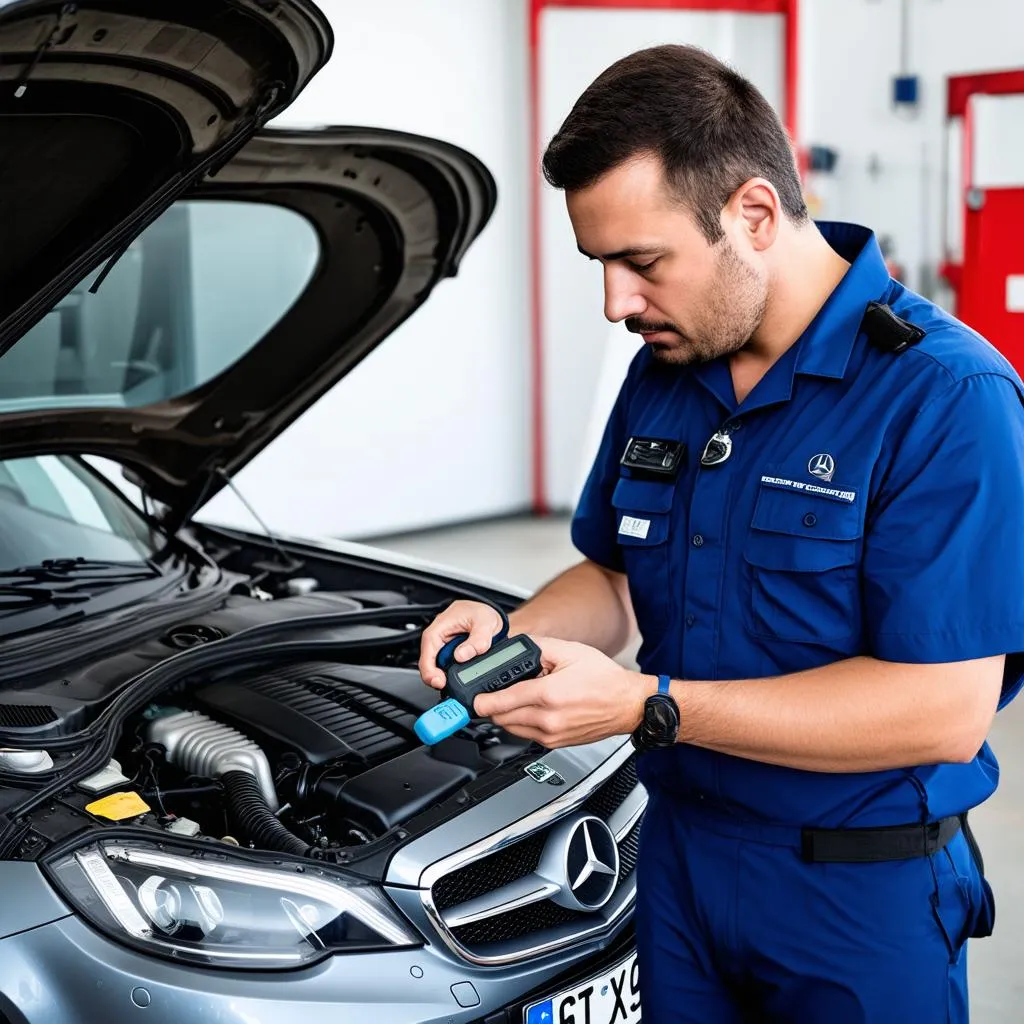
85;791;151;821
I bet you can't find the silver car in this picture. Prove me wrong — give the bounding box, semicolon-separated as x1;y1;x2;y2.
0;1;643;1022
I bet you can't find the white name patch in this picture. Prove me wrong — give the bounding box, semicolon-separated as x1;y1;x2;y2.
618;515;651;539
761;475;857;504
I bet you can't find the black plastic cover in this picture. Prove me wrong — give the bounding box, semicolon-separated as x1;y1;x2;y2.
195;664;436;765
313;741;482;834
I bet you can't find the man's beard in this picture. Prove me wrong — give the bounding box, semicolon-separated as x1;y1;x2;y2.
627;242;768;366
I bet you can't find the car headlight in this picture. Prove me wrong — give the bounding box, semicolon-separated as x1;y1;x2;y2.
45;841;420;969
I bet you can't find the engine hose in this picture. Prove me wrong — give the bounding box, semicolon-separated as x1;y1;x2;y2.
221;770;311;857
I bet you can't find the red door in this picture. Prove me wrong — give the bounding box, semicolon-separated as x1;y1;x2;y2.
960;186;1024;352
942;70;1024;366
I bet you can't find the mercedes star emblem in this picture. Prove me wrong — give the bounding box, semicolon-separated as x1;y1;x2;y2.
538;814;620;912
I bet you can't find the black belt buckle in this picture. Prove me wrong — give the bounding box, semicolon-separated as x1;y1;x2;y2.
620;436;685;479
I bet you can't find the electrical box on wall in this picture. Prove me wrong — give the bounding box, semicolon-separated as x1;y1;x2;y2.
808;145;838;173
892;74;919;108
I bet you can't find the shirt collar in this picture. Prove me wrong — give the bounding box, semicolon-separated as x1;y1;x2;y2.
691;222;892;416
794;222;893;380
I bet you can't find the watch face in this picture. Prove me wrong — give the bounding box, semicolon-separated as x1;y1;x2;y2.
646;695;676;733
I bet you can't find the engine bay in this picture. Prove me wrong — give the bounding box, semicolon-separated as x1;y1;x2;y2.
120;658;525;854
0;533;533;868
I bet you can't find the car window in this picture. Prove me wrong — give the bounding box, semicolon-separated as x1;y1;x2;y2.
0;201;320;413
0;456;158;569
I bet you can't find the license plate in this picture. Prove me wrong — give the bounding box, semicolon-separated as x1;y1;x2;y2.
524;950;640;1024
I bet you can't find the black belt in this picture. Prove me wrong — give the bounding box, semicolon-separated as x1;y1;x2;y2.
801;816;961;863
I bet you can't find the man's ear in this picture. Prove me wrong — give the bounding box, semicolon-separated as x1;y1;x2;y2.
725;177;781;252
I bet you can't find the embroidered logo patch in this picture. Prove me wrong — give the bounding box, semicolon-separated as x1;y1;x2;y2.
761;475;856;503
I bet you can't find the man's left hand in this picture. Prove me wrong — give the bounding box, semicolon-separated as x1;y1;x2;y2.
473;637;654;748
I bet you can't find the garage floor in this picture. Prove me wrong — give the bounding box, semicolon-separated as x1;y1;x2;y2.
373;514;1024;1020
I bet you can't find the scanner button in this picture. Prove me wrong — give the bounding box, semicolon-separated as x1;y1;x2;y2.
512;665;522;676
500;672;511;683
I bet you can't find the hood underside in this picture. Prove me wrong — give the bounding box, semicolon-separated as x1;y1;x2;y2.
0;126;497;526
0;0;332;351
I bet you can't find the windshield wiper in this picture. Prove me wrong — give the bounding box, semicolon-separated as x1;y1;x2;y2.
1;557;160;585
0;585;91;610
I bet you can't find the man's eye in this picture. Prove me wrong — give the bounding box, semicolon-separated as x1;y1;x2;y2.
628;259;658;273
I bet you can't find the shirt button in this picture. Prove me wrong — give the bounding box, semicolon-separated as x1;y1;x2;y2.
692;534;705;547
685;614;695;628
803;513;818;528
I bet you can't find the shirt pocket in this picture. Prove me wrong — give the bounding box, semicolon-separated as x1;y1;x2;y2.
612;476;676;630
743;481;863;643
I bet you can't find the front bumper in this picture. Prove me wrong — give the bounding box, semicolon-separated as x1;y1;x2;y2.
0;877;635;1024
464;925;637;1024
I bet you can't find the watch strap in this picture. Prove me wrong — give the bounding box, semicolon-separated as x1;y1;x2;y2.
657;673;671;695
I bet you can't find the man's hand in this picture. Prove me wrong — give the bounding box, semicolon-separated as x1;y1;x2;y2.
418;600;506;690
474;637;654;748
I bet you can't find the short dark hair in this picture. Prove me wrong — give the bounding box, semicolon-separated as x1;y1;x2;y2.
542;44;808;242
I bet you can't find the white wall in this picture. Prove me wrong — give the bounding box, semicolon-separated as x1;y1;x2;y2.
537;9;785;511
189;0;1023;540
195;0;532;541
799;0;1024;306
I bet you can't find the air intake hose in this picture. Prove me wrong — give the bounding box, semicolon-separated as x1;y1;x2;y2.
221;770;311;857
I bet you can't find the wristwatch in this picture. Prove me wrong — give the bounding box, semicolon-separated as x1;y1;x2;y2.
630;674;680;752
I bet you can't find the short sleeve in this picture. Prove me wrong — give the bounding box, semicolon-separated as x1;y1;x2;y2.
864;372;1024;705
570;353;646;572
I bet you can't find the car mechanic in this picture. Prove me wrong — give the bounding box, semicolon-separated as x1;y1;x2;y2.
418;44;1024;1024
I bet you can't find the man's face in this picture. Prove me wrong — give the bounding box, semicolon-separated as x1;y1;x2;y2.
566;154;768;366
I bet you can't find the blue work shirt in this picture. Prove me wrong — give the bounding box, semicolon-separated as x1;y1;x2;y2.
572;222;1024;829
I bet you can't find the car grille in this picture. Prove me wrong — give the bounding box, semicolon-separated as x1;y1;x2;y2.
433;830;549;912
425;751;645;964
583;755;640;820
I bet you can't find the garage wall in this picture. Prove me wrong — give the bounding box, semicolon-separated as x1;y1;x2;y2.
195;0;532;541
537;7;786;512
799;0;1024;309
192;0;1021;541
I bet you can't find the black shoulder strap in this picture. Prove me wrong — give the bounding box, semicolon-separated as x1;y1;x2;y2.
862;301;926;354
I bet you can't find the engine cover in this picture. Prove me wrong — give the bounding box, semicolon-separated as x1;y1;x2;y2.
194;663;437;764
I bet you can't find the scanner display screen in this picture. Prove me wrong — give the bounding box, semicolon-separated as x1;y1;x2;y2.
456;639;528;684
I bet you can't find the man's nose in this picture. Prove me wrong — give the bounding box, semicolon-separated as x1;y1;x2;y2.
603;267;646;323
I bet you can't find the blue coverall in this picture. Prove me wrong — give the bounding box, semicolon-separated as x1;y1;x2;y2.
571;223;1024;1022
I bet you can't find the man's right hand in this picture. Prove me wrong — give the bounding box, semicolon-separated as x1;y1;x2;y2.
418;600;506;690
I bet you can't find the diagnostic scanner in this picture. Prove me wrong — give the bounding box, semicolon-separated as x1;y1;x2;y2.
414;625;542;745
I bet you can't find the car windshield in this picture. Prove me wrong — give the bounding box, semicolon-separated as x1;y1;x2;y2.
0;455;158;571
0;200;320;413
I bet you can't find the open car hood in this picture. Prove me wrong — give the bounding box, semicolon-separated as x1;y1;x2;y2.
0;0;332;350
0;125;498;527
